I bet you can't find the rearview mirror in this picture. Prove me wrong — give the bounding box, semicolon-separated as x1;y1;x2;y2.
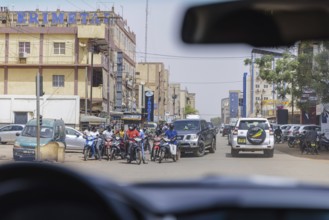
181;0;329;47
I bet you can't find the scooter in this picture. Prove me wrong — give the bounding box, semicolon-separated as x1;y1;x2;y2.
83;135;100;161
319;133;329;151
110;136;126;160
127;137;143;165
151;136;161;161
158;137;178;163
101;136;113;160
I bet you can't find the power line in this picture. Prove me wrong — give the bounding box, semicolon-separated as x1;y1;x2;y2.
176;80;243;85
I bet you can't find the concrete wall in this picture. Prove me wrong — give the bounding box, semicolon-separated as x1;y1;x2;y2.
0;95;80;126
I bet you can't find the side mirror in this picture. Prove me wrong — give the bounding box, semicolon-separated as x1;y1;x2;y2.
16;132;20;136
76;133;80;137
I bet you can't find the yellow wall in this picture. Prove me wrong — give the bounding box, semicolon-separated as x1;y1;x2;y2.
42;69;75;96
8;69;37;95
0;34;5;63
8;34;40;64
0;69;4;95
43;34;75;64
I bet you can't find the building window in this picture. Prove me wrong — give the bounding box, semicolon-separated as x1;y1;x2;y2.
53;75;64;87
255;84;260;88
256;97;260;100
263;97;269;100
54;42;65;55
19;42;30;56
264;84;268;88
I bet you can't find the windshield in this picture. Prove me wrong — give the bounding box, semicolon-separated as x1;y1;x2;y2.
174;121;200;131
21;126;54;138
238;120;269;130
1;0;329;188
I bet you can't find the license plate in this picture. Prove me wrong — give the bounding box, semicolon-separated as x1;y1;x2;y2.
23;150;34;154
311;143;316;147
237;137;246;144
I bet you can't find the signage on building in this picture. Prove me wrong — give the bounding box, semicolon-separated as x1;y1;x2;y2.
122;114;142;121
16;11;114;25
145;91;154;122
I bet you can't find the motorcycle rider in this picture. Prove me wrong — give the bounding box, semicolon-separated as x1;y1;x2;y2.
125;124;140;160
137;127;148;164
164;123;178;154
274;125;282;143
103;125;113;139
116;125;125;139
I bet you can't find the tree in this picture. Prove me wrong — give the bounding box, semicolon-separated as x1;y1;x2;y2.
210;117;221;126
184;105;198;115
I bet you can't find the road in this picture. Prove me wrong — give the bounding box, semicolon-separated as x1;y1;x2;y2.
1;134;329;185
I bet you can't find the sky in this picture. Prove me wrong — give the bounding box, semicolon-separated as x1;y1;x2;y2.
3;0;252;121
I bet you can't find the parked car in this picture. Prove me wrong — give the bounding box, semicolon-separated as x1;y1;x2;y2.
65;126;85;152
13;118;66;160
0;124;25;144
293;125;321;137
231;118;274;157
284;124;301;140
219;124;224;134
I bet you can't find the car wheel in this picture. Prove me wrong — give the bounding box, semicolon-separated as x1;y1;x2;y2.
231;148;239;157
264;149;274;158
195;141;205;157
209;138;216;153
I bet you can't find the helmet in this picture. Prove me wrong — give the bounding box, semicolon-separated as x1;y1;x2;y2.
106;126;111;132
169;123;174;130
129;125;134;131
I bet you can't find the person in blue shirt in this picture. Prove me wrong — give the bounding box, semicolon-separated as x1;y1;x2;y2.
165;124;178;145
138;127;148;164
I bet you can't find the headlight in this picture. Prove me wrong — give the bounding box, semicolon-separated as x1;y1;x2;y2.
189;134;198;140
13;142;21;148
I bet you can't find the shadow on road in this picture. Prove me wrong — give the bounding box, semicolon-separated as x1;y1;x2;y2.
225;153;269;158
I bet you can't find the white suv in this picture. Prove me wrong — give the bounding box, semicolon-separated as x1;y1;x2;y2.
231;118;274;157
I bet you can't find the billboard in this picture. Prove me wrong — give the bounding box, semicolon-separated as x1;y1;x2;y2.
145;91;154;122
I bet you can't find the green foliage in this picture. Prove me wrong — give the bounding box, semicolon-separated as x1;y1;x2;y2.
184;105;198;115
210;117;221;126
244;41;329;110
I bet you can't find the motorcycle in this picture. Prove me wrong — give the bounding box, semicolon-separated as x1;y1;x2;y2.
158;137;179;163
274;133;282;144
319;133;329;151
151;136;162;161
100;136;112;160
287;136;296;148
127;137;143;165
300;131;319;155
110;136;126;160
83;135;100;161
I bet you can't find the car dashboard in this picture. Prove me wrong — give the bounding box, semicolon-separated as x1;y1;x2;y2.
1;163;329;220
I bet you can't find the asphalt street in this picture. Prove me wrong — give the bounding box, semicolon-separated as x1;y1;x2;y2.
1;134;329;186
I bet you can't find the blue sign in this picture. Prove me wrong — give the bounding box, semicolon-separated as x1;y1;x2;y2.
229;92;239;118
145;91;154;122
16;11;111;25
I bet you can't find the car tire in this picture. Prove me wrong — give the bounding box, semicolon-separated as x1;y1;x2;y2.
209;138;216;153
231;148;239;157
264;149;274;158
195;141;205;157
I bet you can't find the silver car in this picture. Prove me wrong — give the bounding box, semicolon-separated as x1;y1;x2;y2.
65;126;85;151
0;124;25;144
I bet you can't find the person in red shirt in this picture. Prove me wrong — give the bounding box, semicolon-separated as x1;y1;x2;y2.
126;124;140;160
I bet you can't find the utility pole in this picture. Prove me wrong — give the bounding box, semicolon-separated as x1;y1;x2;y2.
36;72;41;161
158;70;161;122
90;42;94;115
144;0;148;62
107;15;112;117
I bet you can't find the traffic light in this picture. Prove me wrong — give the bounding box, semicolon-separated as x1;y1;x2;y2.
39;115;43;126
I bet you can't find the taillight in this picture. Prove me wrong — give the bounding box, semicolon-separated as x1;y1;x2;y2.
233;127;238;135
269;128;274;135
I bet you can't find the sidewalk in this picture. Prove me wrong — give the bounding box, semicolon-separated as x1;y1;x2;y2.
275;143;329;160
